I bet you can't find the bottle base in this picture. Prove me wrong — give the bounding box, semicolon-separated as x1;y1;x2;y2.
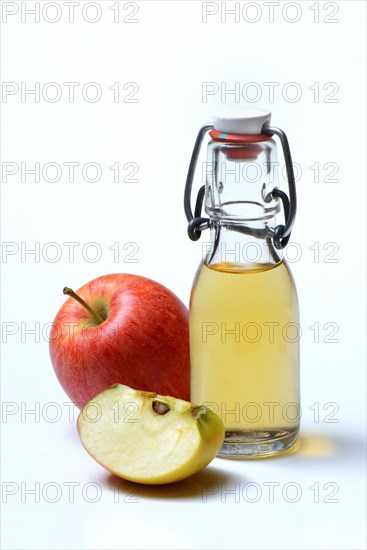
218;427;300;459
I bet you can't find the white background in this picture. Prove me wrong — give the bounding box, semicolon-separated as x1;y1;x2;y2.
1;1;366;549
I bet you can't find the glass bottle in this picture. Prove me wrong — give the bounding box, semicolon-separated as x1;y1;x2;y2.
184;109;300;458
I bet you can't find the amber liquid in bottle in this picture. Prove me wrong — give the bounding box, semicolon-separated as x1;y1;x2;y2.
190;259;300;457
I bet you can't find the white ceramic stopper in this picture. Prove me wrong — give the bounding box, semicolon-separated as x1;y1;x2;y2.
212;109;271;134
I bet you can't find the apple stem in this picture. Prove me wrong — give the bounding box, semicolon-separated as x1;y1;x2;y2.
190;405;203;419
63;287;105;325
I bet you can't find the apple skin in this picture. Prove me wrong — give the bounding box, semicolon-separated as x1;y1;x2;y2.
49;274;190;407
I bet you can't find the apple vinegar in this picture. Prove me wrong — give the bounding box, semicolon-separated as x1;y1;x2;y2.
190;260;300;456
184;109;300;457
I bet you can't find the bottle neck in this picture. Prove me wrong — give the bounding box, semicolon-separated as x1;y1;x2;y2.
203;217;283;271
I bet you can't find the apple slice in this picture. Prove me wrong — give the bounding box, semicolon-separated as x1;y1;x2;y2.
77;384;224;484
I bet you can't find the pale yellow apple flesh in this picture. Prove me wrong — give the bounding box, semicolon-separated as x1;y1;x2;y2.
77;384;225;484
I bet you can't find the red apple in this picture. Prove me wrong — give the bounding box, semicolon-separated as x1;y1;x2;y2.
49;274;190;407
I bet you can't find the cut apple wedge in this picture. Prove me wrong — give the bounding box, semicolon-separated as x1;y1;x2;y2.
77;384;225;485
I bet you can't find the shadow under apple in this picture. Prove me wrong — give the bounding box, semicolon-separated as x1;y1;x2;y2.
104;465;247;500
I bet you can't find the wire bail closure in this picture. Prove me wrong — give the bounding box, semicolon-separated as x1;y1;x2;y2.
184;122;297;249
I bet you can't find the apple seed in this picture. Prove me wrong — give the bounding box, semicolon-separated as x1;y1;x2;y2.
152;401;170;415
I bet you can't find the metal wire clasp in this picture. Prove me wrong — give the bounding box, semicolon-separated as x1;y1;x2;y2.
184;122;297;248
262;124;297;249
183;123;212;241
